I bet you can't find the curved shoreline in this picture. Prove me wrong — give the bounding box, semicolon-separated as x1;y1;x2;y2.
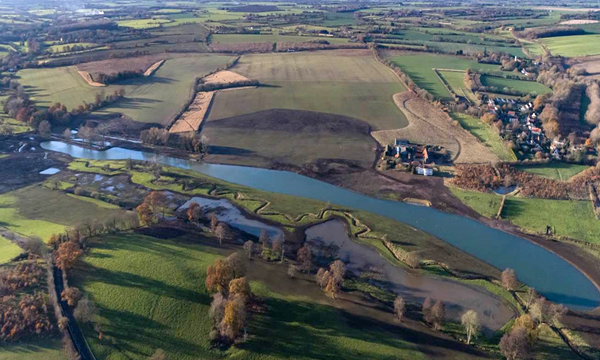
39;140;600;310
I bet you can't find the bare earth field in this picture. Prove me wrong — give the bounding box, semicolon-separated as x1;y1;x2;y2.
76;54;171;78
169;91;215;133
372;92;499;164
572;59;600;80
143;60;164;76
559;19;599;25
77;70;105;87
203;70;249;84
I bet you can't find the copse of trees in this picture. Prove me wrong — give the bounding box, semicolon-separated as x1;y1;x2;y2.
206;254;253;345
315;260;346;299
95;70;144;85
196;79;259;92
137;191;169;226
140;127;208;154
3;82;125;133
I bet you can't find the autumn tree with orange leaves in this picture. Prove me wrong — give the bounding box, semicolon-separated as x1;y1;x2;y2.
54;242;82;270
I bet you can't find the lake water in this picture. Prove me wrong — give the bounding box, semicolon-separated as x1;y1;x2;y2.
40;141;600;310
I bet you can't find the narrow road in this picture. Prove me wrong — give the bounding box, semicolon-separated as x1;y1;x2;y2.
53;266;96;360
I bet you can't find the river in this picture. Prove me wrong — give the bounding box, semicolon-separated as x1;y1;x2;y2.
40;141;600;310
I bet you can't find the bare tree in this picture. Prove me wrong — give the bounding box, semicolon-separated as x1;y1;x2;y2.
461;310;480;345
210;214;219;231
74;297;98;324
431;300;445;330
63;128;72;142
501;268;519;291
315;268;331;289
296;244;312;273
243;241;254;259
525;288;537;311
215;223;229;246
330;260;346;286
499;326;529;360
530;297;567;326
287;264;298;278
422;297;434;324
209;293;227;325
394;296;406;322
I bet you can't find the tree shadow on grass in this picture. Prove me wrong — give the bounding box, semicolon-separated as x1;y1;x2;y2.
239;297;490;360
93;307;208;358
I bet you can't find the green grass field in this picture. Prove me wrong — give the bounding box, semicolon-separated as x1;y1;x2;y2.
71;230;470;360
118;18;172;29
449;187;502;218
0;185;125;241
0;236;23;264
502;197;600;243
540;34;600;57
18;55;233;125
211;34;350;44
208;51;408;130
451;188;600;243
514;163;590;181
480;75;552;96
387;54;499;100
451;113;517;161
0;338;65;360
437;70;478;102
46;42;98;53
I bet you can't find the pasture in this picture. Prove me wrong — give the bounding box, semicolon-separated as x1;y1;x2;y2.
540;34;600;57
0;236;22;264
437;70;477;102
514;163;590;181
451;188;600;244
207;50;408;131
0;185;125;242
449;187;502;219
19;55;233;126
0;337;64;360
387;53;499;100
502;197;600;244
72;229;488;360
451;113;516;161
211;34;351;44
480;75;552;95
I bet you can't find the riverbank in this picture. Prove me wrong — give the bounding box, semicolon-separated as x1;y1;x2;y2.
37;140;600;312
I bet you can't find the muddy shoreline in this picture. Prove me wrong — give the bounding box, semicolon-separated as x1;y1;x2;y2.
27;135;600;309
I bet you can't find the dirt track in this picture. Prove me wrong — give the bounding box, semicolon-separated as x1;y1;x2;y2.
169;91;215;133
77;71;105;87
372;92;499;164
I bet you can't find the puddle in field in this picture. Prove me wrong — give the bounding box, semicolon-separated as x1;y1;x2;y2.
179;197;283;240
305;219;513;335
39;168;61;175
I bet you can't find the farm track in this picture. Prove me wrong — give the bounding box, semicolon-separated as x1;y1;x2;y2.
372;92;500;164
